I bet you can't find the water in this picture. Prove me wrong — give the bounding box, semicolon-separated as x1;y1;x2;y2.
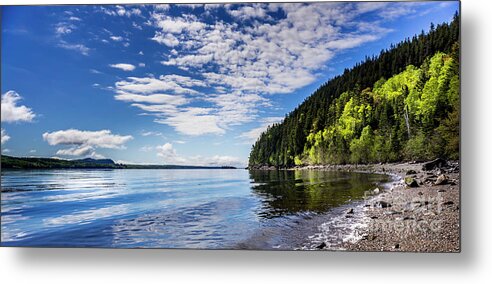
1;169;391;249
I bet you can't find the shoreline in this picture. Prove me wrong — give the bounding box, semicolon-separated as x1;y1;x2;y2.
285;161;460;252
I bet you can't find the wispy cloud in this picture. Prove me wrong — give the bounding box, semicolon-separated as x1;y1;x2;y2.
239;117;284;144
57;40;90;56
155;142;244;167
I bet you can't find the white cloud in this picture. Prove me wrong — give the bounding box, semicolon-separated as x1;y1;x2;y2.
57;40;90;56
177;4;204;9
151;14;206;34
141;131;163;137
1;128;10;144
1;91;36;123
154;4;170;11
156;143;186;164
151;32;179;47
90;69;102;74
42;129;133;157
55;23;75;35
115;92;188;105
56;145;95;156
114;75;204;95
227;4;269;20
155;143;244;167
239;117;284;144
103;5;142;17
110;35;124;41
110;3;412;137
109;63;136;71
2;148;11;154
156;110;225;136
138;63;146;67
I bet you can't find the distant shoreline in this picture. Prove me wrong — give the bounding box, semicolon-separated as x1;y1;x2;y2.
0;155;237;170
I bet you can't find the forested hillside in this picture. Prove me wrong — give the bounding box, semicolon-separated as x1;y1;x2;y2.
249;13;460;167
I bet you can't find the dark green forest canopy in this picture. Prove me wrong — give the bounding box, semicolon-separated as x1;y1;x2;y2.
249;13;460;167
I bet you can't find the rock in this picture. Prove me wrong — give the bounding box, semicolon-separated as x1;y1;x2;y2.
435;174;449;185
347;208;354;214
443;201;454;206
404;177;419;187
422;158;447;171
438;189;446;193
345;214;353;218
403;216;414;220
375;201;392;208
316;242;327;249
373;188;380;194
394;244;400;249
370;216;378;219
406;169;417;175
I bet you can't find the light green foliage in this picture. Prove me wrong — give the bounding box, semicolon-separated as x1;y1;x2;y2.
350;126;374;164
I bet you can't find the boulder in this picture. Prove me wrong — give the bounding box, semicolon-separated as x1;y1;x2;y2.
435;174;449;185
422;158;447;171
406;169;417;175
373;188;380;194
316;242;327;249
405;177;419;187
375;201;392;208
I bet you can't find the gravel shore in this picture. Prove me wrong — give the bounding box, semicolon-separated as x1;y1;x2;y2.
294;160;460;252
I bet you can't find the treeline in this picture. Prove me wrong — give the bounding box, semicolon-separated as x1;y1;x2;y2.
0;155;236;170
249;13;460;167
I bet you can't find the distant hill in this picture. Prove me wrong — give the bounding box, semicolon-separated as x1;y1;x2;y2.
0;155;236;170
73;158;117;165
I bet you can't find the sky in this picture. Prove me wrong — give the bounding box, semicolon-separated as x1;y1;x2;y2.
1;1;459;167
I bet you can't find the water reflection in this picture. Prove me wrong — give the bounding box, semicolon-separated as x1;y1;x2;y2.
249;170;389;218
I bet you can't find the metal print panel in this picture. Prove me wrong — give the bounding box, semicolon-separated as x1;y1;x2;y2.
0;1;460;251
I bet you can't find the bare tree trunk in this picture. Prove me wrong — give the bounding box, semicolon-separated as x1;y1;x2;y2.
404;105;411;137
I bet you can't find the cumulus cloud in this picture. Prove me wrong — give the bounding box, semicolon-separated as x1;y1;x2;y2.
152;32;180;47
1;91;36;123
156;142;244;167
1;128;10;144
109;63;136;71
42;129;133;157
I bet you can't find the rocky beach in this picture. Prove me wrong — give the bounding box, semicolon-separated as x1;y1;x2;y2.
289;159;460;252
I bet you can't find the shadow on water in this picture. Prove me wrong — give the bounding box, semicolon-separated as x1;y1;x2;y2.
248;170;390;218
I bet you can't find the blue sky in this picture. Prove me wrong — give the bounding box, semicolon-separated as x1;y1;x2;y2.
1;2;459;167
